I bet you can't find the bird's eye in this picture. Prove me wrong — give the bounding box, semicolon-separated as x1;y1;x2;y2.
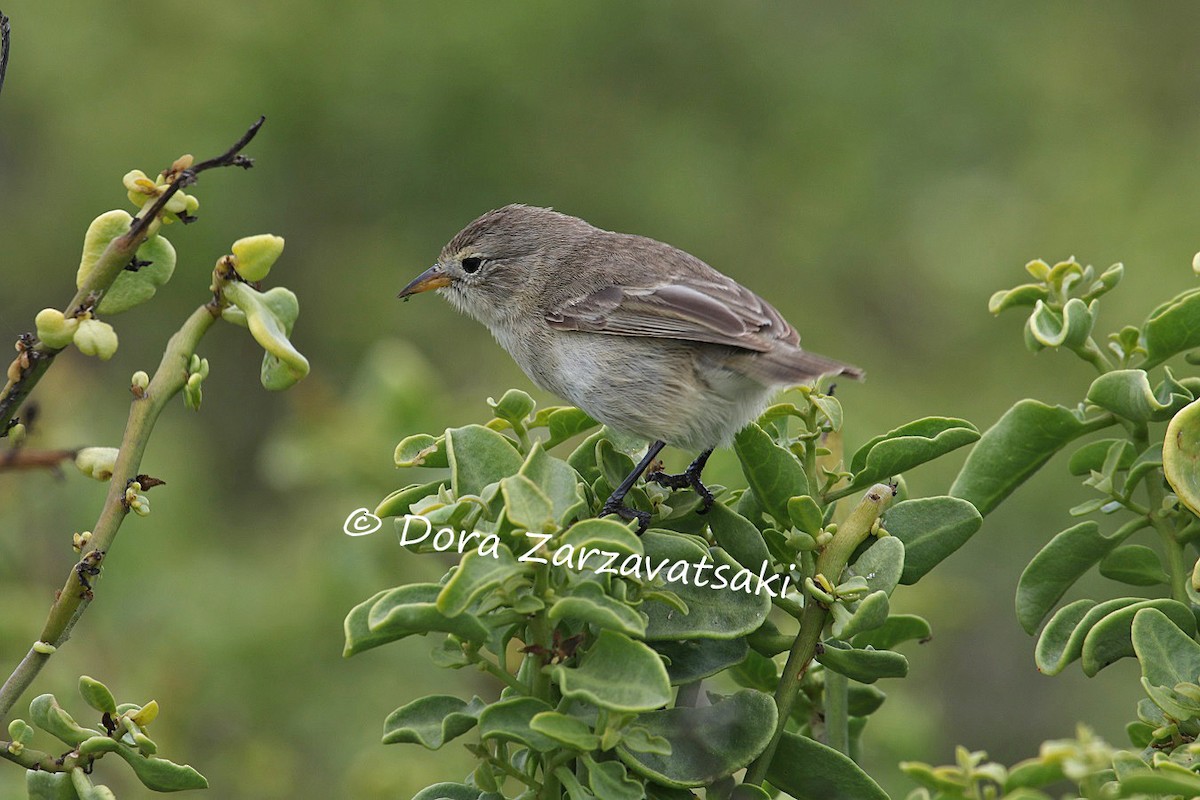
461;256;483;274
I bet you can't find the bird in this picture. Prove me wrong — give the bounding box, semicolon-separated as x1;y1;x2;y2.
399;204;862;531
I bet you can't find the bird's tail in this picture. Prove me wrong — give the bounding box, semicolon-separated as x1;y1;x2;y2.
742;346;864;386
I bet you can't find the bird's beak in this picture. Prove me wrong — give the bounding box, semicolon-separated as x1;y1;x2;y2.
398;264;452;299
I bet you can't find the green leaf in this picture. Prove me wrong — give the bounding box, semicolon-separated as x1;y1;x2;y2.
394;434;449;469
706;502;770;571
1132;607;1200;690
113;744;208;791
222;282;310;390
1027;297;1094;350
1121;769;1200;796
544;407;600;449
549;581;647;637
641;533;770;641
412;784;502;800
567;430;606;483
1035;597;1136;675
1080;599;1196;676
344;585;488;656
550;630;671;712
816;640;908;683
733;423;809;524
851;614;932;650
1004;758;1065;791
1086;369;1191;423
1142;287;1200;367
1165;397;1200;517
847;535;905;596
580;757;643;800
77;676;117;715
618;689;776;788
499;474;553;533
559;517;644;559
951;400;1110;516
29;694;101;747
787;495;824;536
884;497;981;584
517;442;587;526
848;417;979;490
99;231;176;315
437;545;525;617
25;771;77;800
1098;545;1168;586
445;424;524;497
988;283;1050;313
831;590;890;639
1016;521;1121;634
477;697;559;752
487;389;535;425
652;638;749;685
1067;438;1135;476
767;730;889;800
529;712;600;751
376;481;446;519
382;695;484;748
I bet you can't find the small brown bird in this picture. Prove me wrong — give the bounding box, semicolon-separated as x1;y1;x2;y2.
400;205;862;530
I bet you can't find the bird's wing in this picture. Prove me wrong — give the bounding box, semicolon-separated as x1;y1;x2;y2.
545;276;800;353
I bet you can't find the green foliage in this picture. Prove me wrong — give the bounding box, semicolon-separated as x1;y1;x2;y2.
914;257;1200;798
348;384;976;798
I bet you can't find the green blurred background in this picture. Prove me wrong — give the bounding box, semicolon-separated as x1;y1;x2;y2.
2;2;1199;796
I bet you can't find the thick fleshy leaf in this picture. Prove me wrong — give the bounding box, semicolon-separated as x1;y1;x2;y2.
652;638;749;685
114;744;208;791
832;590;890;639
733;423;809;524
1143;287;1200;367
847;536;905;596
412;784;502;800
1132;607;1200;689
548;581;647;636
26;771;77;800
487;389;535;425
567;430;605;483
883;497;981;584
1035;598;1135;675
550;630;671;712
852;614;932;650
848;417;979;490
1098;545;1168;586
222;282;310;390
29;694;101;746
477;697;558;751
767;730;889;800
445;424;523;497
529;712;600;751
1080;599;1196;676
1121;770;1200;797
1165;397;1200;516
78;676;117;715
618;690;776;788
641;533;770;641
988;283;1049;313
1027;297;1094;350
582;758;643;800
394;434;449;469
72;209;179;315
344;585;488;656
543;407;600;449
559;517;644;559
382;695;485;748
706;502;770;571
816;640;908;683
517;443;587;525
437;545;525;617
1016;521;1121;634
499;475;553;533
1086;369;1191;423
376;481;446;519
950;400;1111;516
788;495;824;535
1067;438;1135;476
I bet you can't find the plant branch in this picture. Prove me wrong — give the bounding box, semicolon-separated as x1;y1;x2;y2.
0;740;84;773
0;117;264;434
0;303;219;724
0;11;10;100
0;448;77;472
744;483;895;787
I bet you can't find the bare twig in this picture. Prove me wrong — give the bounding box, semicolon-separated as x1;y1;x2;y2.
0;448;77;473
0;117;266;433
0;11;10;101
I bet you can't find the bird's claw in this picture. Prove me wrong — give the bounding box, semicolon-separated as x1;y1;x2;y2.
600;499;650;535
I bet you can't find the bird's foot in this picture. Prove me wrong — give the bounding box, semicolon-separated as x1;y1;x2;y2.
646;448;715;514
600;497;651;534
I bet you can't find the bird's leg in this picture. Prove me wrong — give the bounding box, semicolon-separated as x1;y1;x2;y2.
647;449;715;513
600;440;666;534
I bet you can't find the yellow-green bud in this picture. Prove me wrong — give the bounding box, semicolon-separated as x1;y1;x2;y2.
31;641;56;654
130;700;159;727
7;423;25;445
72;531;93;553
231;234;285;282
34;308;80;349
74;318;119;360
75;447;119;481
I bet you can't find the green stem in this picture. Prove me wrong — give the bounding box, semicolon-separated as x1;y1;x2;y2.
1144;466;1188;604
0;304;219;724
1075;337;1114;374
824;667;849;755
0;741;84;772
744;484;894;787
